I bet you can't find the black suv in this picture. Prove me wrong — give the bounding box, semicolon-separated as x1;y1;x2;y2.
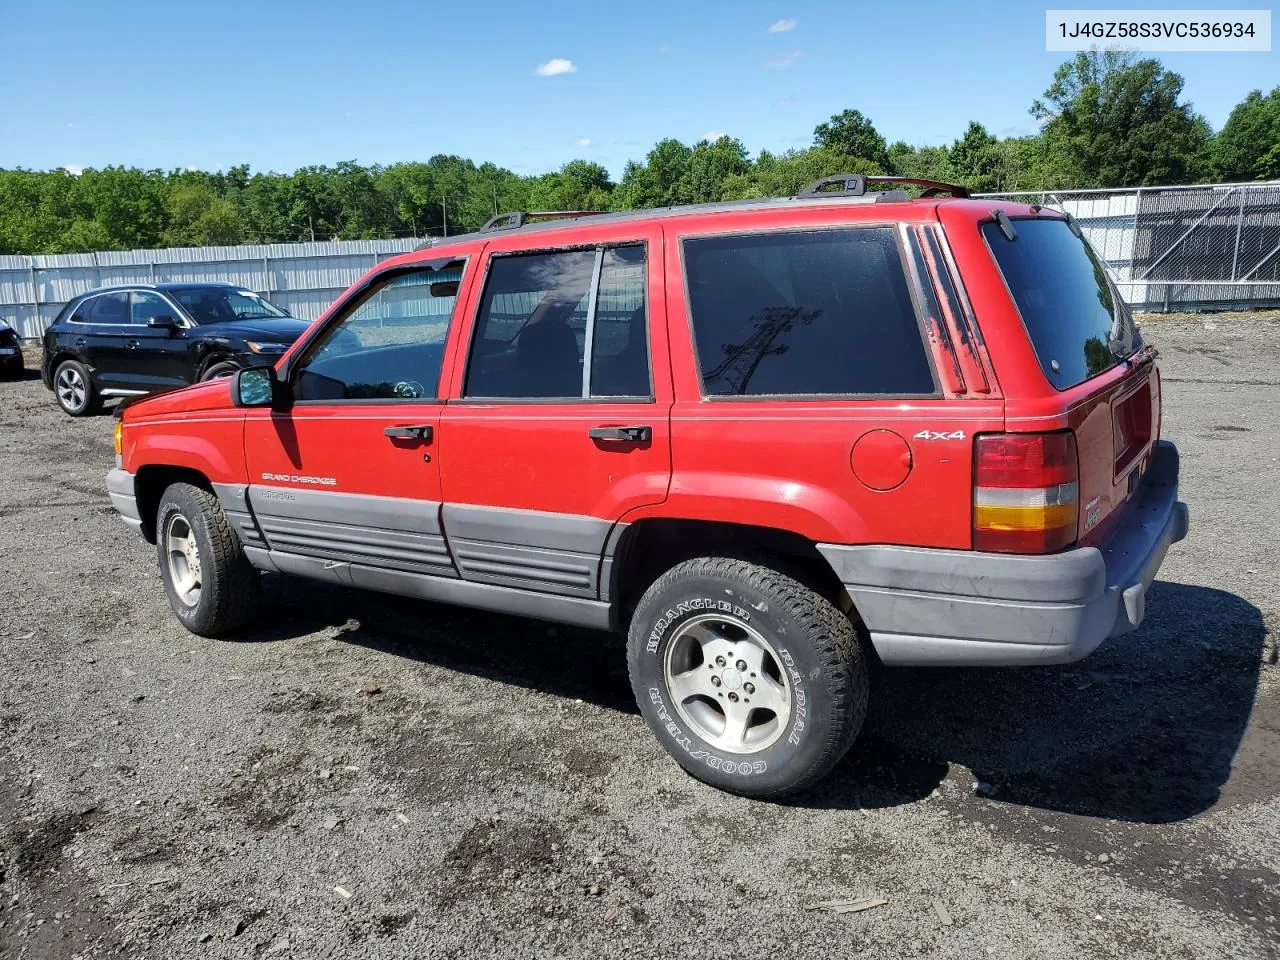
42;283;309;416
0;319;23;379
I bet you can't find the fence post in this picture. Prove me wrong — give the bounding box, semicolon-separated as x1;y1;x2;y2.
29;258;39;338
263;253;270;297
1231;187;1246;280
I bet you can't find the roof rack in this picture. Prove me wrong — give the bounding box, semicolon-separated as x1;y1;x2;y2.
798;174;970;199
480;210;609;232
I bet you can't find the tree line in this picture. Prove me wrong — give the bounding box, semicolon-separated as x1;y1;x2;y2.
1;51;1277;256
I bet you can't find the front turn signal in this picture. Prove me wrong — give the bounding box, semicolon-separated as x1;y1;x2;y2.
113;420;123;456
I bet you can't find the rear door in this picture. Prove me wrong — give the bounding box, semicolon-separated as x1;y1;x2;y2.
242;256;471;582
438;227;672;598
75;292;134;391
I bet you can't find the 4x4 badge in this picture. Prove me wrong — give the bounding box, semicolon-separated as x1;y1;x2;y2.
913;429;966;441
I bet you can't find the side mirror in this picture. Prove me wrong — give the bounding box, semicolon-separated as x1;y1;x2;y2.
147;315;179;332
232;365;287;409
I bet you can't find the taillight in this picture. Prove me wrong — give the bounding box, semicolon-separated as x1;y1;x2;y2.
974;432;1079;553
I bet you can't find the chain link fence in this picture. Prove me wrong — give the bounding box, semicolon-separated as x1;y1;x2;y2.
979;181;1280;312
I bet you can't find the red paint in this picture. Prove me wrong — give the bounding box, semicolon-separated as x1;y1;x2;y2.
118;196;1162;559
850;430;913;491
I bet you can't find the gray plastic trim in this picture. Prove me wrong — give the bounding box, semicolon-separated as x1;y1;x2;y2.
214;483;266;549
247;486;457;576
250;486;445;536
106;468;141;524
442;503;609;553
822;441;1187;667
442;503;612;596
258;548;613;630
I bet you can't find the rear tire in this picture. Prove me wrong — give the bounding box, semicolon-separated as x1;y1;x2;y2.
155;482;260;637
53;359;102;416
627;557;868;798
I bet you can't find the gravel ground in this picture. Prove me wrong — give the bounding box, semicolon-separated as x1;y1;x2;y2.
1;316;1277;960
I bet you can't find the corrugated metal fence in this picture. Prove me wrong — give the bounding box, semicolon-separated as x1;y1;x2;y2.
978;180;1280;312
0;239;419;339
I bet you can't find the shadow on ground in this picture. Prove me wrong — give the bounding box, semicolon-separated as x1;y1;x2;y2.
245;577;1269;825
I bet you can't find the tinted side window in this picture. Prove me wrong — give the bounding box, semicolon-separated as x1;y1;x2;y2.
80;293;130;325
294;262;463;402
131;291;176;326
590;246;650;398
464;250;595;398
683;229;934;397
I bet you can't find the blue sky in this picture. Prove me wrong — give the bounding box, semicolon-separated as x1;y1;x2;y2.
2;0;1275;179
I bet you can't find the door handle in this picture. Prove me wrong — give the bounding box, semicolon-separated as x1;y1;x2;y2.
384;424;434;442
588;425;652;442
74;337;86;347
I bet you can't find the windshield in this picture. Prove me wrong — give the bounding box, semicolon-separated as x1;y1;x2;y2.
982;217;1141;390
171;288;290;325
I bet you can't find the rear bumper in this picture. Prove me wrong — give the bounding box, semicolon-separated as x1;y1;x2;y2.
106;468;145;536
818;441;1188;666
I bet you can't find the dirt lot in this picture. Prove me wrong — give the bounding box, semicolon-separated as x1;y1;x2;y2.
1;316;1277;960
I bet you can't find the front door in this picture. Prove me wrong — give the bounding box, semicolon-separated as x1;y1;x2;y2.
122;290;192;389
439;231;672;599
243;257;471;582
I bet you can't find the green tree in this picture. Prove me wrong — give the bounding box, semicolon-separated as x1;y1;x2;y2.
527;160;614;211
812;109;890;171
1031;50;1211;187
948;122;1001;192
1213;87;1280;181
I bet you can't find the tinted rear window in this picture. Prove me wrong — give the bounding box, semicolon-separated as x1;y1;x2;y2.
682;228;934;397
983;218;1140;390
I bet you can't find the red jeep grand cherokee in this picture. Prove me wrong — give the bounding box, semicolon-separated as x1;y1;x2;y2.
106;175;1188;797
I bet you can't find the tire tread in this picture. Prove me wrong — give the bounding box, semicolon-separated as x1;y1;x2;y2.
628;556;867;798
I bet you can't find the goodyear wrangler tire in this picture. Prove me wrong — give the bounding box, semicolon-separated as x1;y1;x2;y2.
627;557;867;798
155;482;260;638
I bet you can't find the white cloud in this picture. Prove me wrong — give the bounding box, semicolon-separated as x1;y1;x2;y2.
702;131;729;142
535;58;577;77
65;122;83;130
763;50;802;68
62;164;86;176
768;18;797;32
574;137;592;147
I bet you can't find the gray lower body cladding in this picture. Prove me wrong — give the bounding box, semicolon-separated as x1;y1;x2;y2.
819;441;1189;667
441;503;611;598
106;467;144;536
244;485;456;577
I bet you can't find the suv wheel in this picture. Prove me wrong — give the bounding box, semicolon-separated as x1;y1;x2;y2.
54;359;102;416
627;558;868;798
200;359;240;381
156;482;260;637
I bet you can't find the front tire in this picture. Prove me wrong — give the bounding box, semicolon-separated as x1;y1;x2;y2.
155;482;260;637
200;359;240;382
627;557;868;798
53;359;102;416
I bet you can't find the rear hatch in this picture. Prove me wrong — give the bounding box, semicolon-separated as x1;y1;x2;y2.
982;216;1158;543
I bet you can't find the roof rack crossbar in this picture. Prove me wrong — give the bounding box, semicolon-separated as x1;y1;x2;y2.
480;210;609;232
797;174;970;199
